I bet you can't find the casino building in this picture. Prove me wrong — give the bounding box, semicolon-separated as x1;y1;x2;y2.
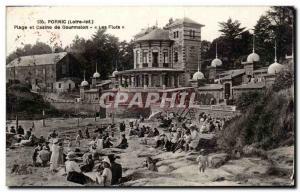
112;17;204;89
78;17;291;116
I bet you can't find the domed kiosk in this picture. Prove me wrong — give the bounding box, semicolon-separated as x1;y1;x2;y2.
246;35;260;63
268;41;284;75
211;42;222;67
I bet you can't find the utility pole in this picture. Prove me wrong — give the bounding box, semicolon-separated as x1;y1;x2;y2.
42;109;45;127
16;114;18;130
15;90;18;129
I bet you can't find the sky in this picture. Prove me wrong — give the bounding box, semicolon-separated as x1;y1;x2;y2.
6;6;270;55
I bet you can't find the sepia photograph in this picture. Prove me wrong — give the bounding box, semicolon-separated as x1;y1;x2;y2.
5;5;295;187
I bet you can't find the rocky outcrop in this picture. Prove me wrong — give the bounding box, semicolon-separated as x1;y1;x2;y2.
208;153;230;168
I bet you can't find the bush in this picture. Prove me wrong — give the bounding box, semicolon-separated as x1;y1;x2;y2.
6;83;60;119
272;70;293;92
235;91;264;112
217;88;294;152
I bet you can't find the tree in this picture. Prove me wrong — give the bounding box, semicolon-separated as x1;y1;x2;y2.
69;29;134;80
6;41;53;64
219;18;246;40
217;18;246;69
254;6;295;66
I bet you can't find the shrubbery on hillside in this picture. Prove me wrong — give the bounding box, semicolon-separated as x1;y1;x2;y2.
217;90;294;152
272;70;293;92
6;83;60;119
217;81;294;152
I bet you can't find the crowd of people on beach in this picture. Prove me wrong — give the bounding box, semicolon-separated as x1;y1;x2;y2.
6;111;237;185
7;122;126;186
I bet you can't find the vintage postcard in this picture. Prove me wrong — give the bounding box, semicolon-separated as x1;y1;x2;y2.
6;6;295;187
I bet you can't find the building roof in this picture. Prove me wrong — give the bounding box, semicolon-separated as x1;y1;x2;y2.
158;87;194;93
219;69;245;81
166;17;204;28
134;26;156;39
84;88;99;93
56;77;77;83
198;84;223;90
96;80;112;87
268;62;284;74
253;68;268;74
7;52;68;68
135;28;171;42
116;67;184;75
232;82;265;90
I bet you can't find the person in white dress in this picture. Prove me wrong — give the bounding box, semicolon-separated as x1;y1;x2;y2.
50;138;64;172
96;157;112;186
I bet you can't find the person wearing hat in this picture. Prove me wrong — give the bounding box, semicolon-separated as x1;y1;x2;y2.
96;156;112;186
9;126;16;134
65;151;87;185
38;146;51;167
48;130;58;140
16;125;24;135
108;154;122;185
50;139;64;172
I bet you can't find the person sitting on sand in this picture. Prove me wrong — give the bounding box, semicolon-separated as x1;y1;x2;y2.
196;149;209;173
9;126;16;134
38;146;51;167
65;151;88;185
48;130;58;140
137;126;146;138
81;153;94;172
153;128;159;137
16;125;24;135
146;127;154;137
108;154;122;185
38;136;46;144
119;121;126;132
94;126;104;135
88;137;97;152
116;134;128;149
24;128;32;140
96;157;112;186
128;126;136;136
144;157;158;172
32;143;43;166
103;132;113;148
18;134;36;146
